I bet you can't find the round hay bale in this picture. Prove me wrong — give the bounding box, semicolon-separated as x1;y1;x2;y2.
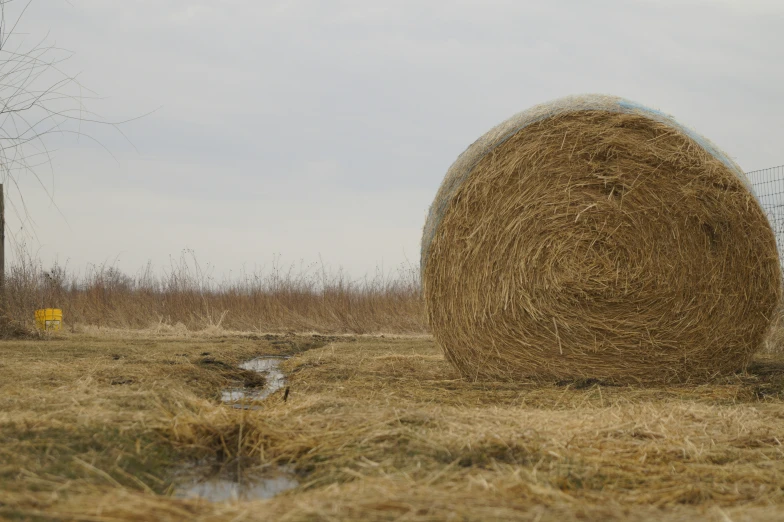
422;94;781;384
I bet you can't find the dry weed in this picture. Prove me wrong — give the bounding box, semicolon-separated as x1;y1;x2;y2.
1;250;425;335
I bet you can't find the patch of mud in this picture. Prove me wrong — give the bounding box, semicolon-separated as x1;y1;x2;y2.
554;377;620;389
240;333;355;355
174;464;298;502
222;357;287;404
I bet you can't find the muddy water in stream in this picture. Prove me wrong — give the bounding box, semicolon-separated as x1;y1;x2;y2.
174;356;296;501
175;467;299;502
222;357;287;404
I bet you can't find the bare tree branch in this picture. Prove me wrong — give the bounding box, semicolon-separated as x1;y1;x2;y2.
0;0;153;251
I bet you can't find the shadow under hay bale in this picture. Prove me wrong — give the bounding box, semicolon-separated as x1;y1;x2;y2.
422;94;781;384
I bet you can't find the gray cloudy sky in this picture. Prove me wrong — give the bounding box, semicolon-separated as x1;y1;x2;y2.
6;0;784;278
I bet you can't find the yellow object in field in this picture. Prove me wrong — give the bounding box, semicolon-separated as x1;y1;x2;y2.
35;309;62;331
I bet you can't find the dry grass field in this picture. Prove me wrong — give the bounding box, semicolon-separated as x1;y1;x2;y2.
1;330;783;521
0;253;425;335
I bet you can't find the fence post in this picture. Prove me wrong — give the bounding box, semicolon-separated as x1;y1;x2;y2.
0;183;4;290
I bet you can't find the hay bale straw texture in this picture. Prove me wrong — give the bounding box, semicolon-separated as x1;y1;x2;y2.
421;94;781;384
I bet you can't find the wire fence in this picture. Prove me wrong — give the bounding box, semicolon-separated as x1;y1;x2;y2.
748;165;784;265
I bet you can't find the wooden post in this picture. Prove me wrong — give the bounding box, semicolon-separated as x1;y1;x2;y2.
0;183;4;289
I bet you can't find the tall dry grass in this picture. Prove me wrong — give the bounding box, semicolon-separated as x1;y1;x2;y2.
0;248;426;334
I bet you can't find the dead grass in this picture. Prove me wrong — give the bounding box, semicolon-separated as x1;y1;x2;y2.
1;249;425;335
0;332;783;521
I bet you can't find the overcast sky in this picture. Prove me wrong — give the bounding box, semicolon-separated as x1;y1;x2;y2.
4;0;784;279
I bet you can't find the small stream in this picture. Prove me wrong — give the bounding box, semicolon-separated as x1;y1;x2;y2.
174;466;299;502
222;357;288;405
173;355;297;502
